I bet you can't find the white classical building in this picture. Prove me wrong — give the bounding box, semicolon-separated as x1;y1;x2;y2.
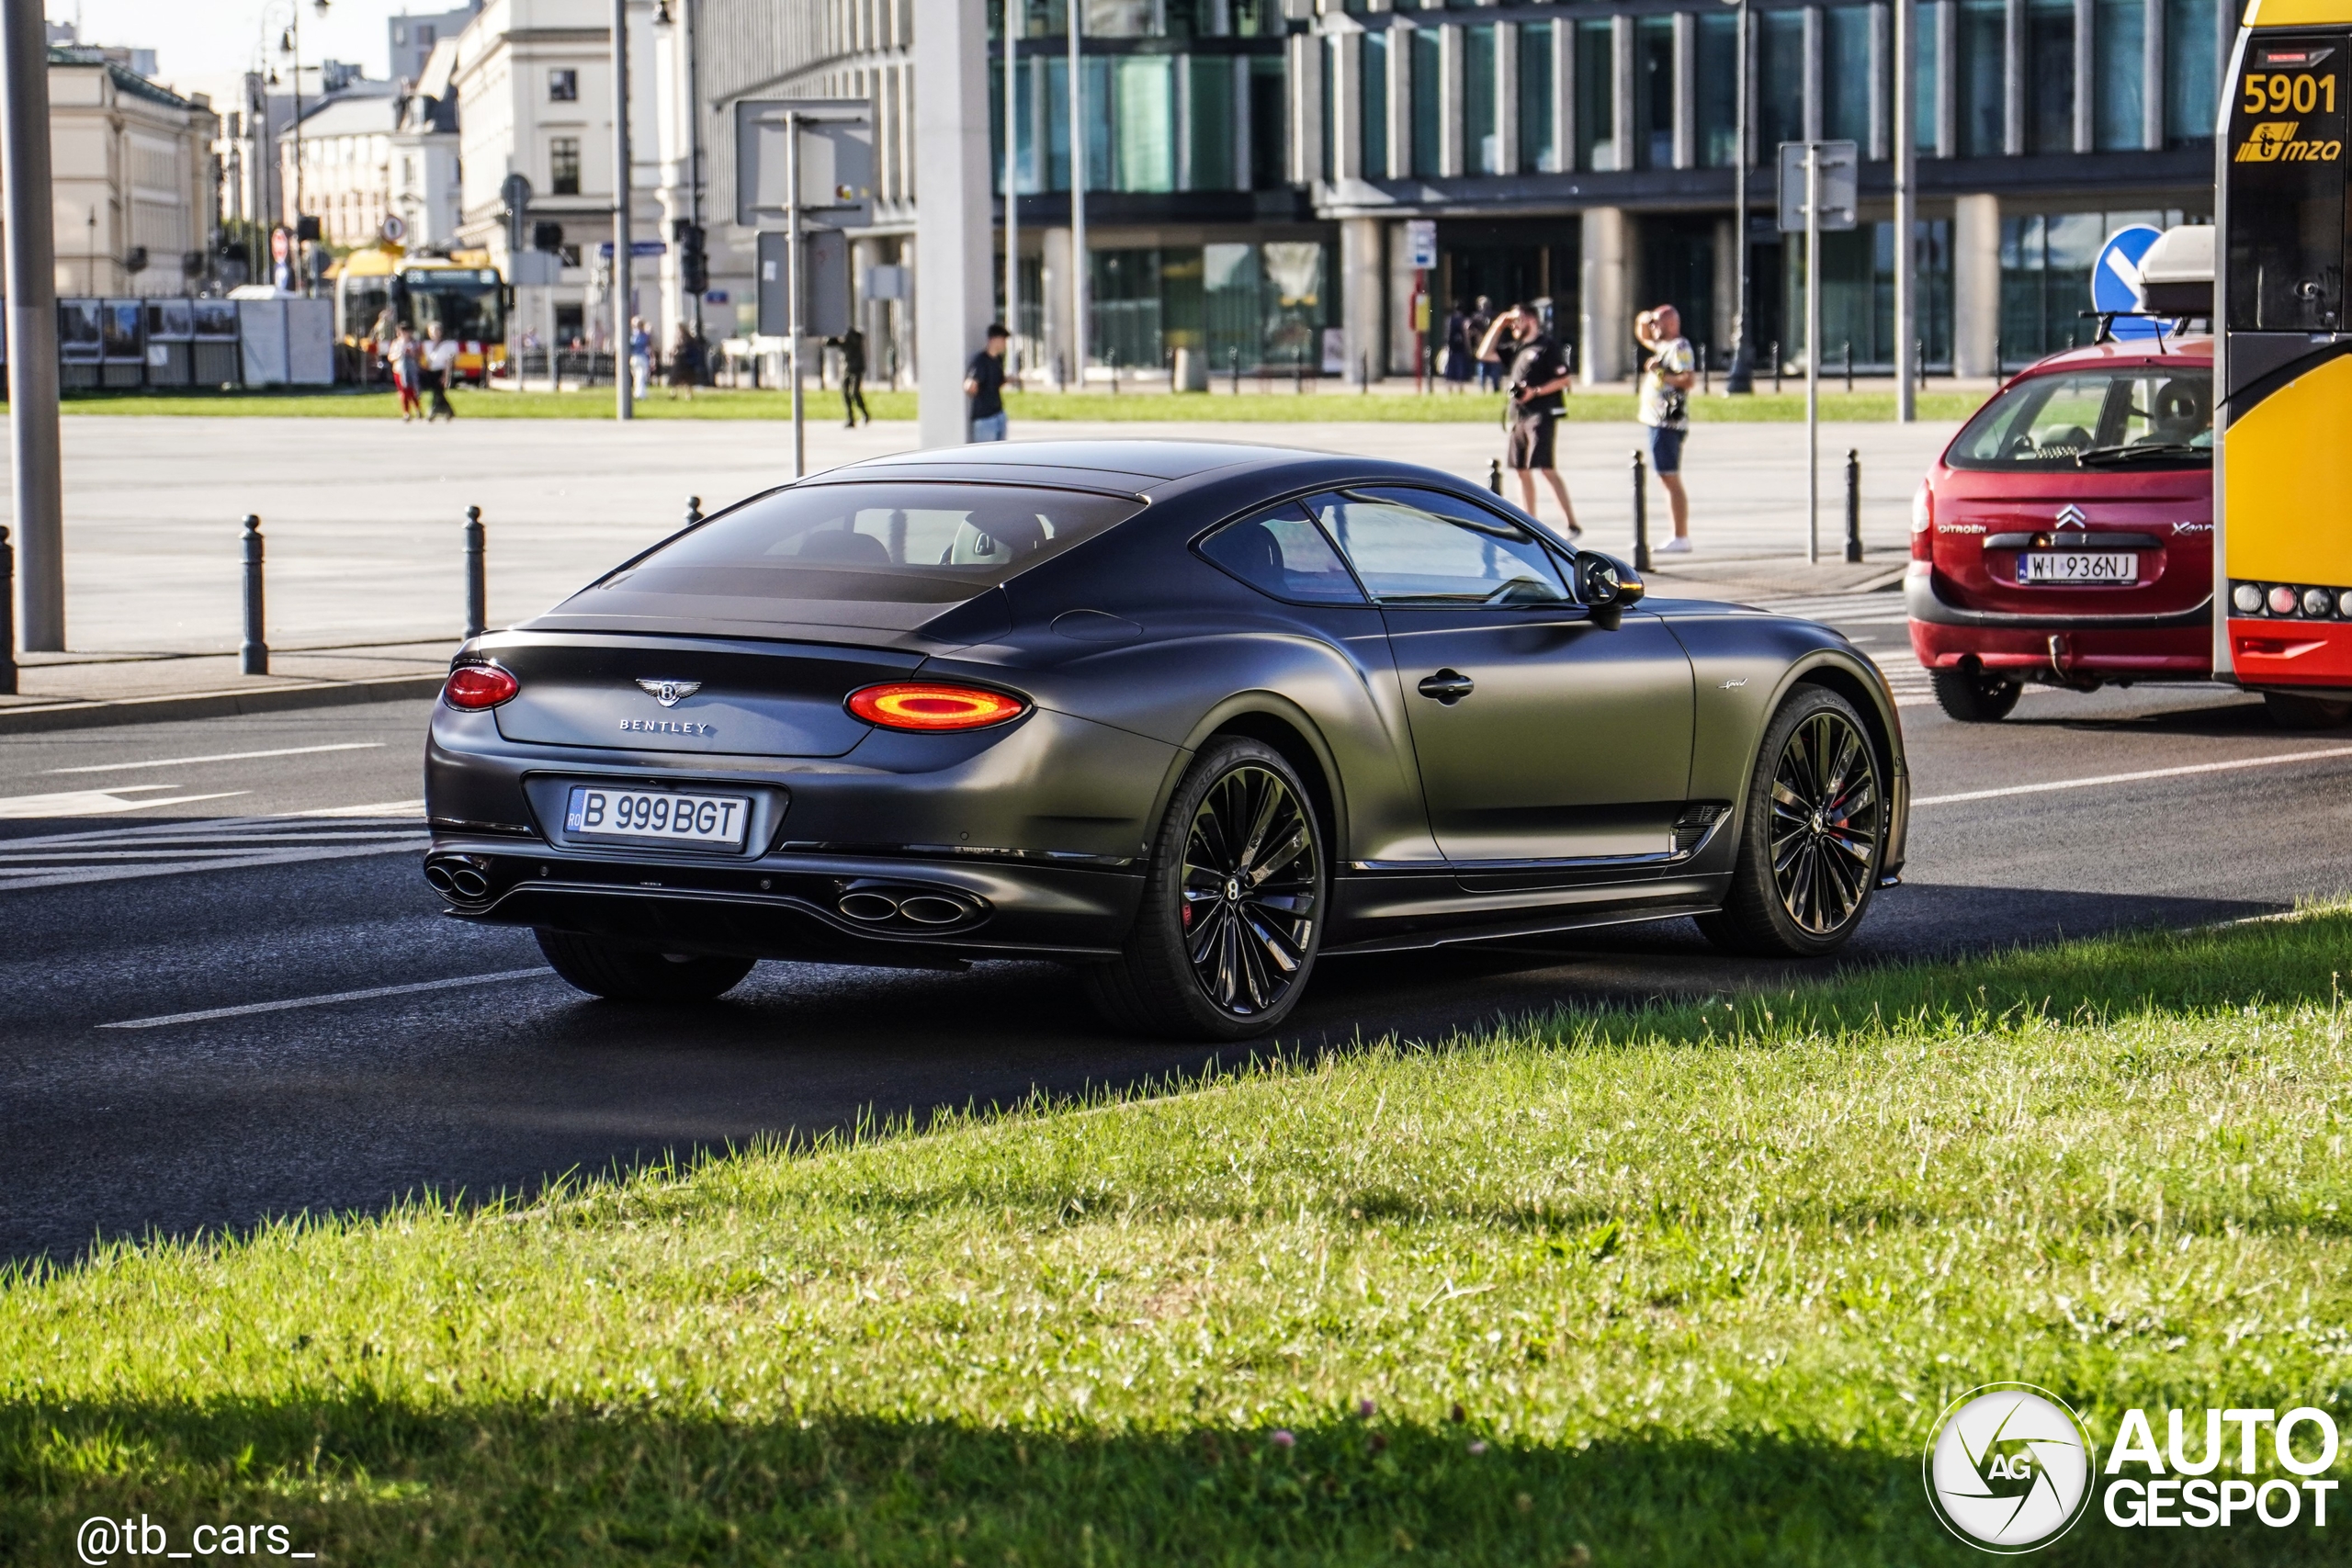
452;0;662;352
282;92;399;250
44;49;219;296
390;39;465;249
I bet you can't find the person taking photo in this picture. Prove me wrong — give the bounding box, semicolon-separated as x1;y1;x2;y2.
1477;303;1580;538
1636;304;1697;553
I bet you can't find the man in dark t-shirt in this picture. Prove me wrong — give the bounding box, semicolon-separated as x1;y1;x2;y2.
1477;303;1580;536
826;325;870;426
963;324;1011;442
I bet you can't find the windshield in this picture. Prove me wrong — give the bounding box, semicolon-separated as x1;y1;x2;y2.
596;482;1146;610
404;271;503;341
1945;367;2212;470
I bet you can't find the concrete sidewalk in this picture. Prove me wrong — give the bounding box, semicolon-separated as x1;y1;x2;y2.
1;412;1942;728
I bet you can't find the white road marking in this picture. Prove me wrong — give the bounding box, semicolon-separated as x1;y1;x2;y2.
0;787;250;820
0;809;427;891
1912;745;2352;807
46;742;386;774
98;968;555;1030
296;798;426;818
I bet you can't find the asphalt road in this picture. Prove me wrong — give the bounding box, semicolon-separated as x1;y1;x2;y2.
7;613;2350;1265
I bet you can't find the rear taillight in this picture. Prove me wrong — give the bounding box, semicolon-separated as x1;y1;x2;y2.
1910;482;1933;560
443;663;519;710
846;682;1028;731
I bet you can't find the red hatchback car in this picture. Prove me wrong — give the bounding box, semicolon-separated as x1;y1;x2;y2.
1907;336;2213;721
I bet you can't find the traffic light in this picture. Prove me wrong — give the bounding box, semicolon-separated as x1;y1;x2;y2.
674;221;707;297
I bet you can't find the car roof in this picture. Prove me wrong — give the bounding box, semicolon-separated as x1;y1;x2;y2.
2008;333;2212;378
820;438;1311;492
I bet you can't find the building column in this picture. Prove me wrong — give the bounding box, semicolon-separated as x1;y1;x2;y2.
1290;29;1325;186
1042;225;1075;387
913;0;992;447
1952;192;1999;378
1497;22;1521;176
1341;216;1385;380
1579;206;1629;384
1387;218;1421;374
1332;30;1363;183
1438;24;1464;176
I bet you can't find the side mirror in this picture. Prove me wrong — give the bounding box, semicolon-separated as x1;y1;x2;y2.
1576;552;1645;618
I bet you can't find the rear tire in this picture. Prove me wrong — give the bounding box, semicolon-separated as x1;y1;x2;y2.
1084;738;1325;1041
1930;665;2022;723
2263;690;2352;729
535;929;755;1002
1697;686;1887;959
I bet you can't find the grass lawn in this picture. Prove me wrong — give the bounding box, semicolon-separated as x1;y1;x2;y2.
6;909;2348;1564
28;386;1987;424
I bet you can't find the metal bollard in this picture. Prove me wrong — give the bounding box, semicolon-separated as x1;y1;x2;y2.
0;525;16;695
1488;457;1503;496
1630;448;1651;572
1230;346;1241;396
1361;352;1370;395
1844;449;1864;563
1771;342;1782;394
240;514;268;676
1843;340;1853;393
463;505;487;639
1701;341;1712;397
685;495;704;527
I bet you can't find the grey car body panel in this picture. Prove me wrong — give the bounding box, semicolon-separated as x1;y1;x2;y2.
424;444;1909;965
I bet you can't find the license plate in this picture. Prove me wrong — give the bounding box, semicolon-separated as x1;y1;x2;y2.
563;786;750;849
2018;552;2137;584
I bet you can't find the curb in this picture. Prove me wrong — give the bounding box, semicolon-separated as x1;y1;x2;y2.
0;672;447;735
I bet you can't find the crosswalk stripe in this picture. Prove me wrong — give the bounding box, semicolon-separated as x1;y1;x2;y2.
0;807;429;893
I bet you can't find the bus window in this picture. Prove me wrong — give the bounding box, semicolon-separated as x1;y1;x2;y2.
344;282;390;341
405;272;503;343
2225;37;2347;332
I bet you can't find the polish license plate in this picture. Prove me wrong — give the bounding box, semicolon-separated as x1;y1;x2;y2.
2018;551;2136;584
563;786;750;849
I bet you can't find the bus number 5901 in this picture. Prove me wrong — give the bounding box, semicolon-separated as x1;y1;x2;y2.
2246;72;2338;115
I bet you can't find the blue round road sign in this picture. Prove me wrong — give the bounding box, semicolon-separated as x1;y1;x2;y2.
2091;225;2166;339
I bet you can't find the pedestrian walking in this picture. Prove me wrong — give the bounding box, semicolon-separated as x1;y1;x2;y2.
388;324;422;423
667;328;704;400
1635;304;1698;554
964;323;1011;442
1441;301;1473;392
628;316;653;401
828;324;871;425
1480;302;1579;537
422;321;460;422
1469;295;1504;392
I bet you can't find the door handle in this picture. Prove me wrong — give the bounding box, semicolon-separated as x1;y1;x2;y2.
1417;669;1475;704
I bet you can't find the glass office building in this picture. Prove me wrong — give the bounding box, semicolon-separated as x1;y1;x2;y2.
987;0;2224;378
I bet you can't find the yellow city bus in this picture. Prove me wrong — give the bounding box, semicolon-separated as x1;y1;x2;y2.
332;245;509;384
2216;0;2352;723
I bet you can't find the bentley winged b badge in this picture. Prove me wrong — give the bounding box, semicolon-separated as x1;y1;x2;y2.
636;679;703;708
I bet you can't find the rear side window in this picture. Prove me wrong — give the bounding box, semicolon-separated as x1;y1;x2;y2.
1197;504;1367;604
1944;368;2213;470
1303;487;1572;604
601;482;1145;604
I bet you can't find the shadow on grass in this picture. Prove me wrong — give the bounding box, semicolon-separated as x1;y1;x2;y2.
2;1397;2324;1566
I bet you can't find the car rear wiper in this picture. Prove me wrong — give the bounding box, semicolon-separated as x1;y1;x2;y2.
2075;442;2211;466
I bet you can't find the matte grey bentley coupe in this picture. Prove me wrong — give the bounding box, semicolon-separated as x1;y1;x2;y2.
424;441;1907;1040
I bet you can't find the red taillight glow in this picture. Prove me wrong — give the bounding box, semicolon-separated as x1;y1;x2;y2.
847;682;1027;731
443;663;519;710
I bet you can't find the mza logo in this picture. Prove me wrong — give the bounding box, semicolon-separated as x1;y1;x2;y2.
2237;120;2344;162
1924;1385;2096;1552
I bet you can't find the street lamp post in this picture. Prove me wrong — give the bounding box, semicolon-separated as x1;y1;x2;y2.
612;0;633;422
1723;0;1754;394
277;0;330;295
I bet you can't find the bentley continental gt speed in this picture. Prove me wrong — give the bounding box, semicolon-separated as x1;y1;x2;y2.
424;442;1909;1041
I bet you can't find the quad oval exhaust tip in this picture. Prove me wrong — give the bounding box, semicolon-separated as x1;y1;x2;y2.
424;853;492;903
834;882;985;929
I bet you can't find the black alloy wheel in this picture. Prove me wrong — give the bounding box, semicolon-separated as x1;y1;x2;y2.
1085;737;1325;1040
1929;665;2022;723
1698;686;1885;958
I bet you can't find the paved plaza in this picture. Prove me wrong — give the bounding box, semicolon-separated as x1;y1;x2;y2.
5;412;1959;668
